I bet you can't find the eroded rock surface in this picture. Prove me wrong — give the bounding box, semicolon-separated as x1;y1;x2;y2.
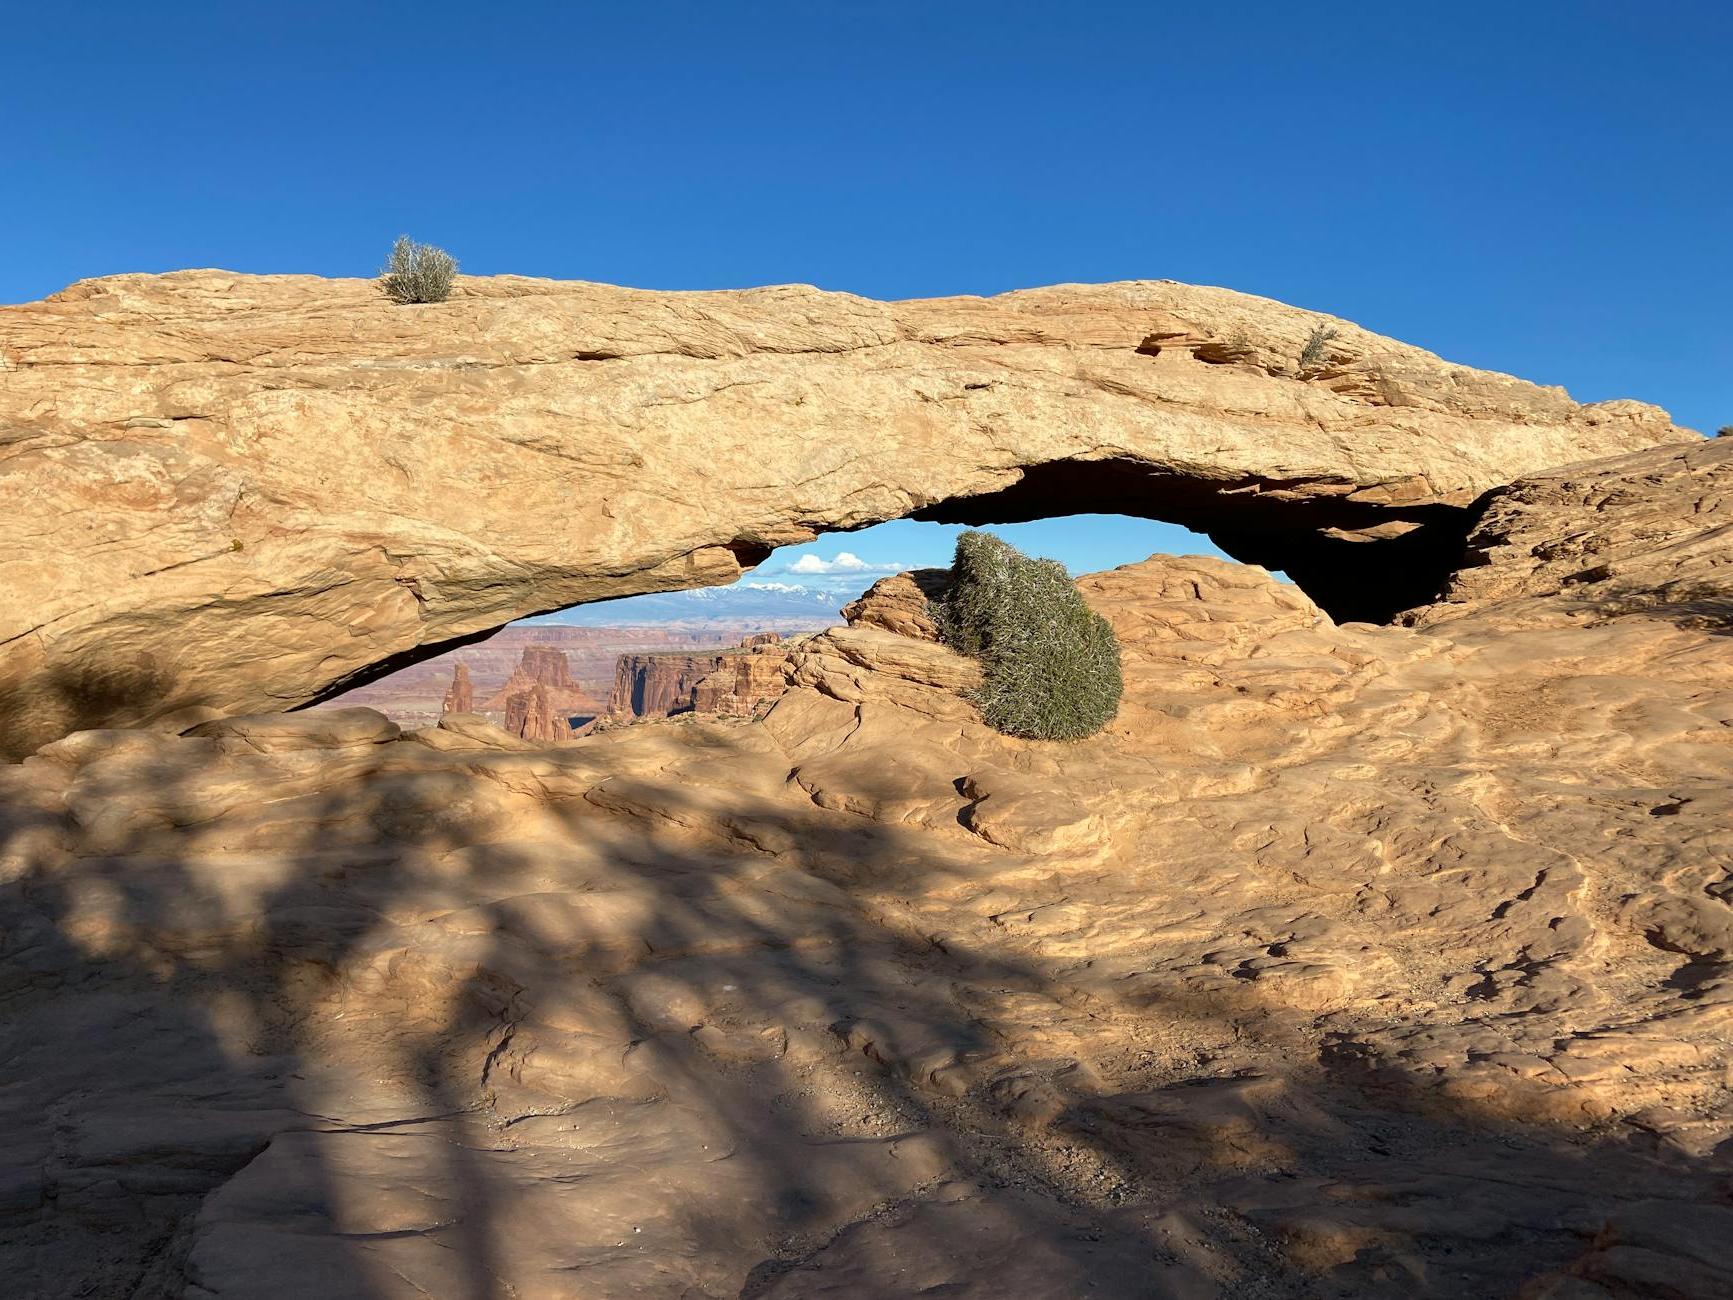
439;662;474;716
475;644;598;745
690;634;795;717
1410;435;1733;632
0;272;1695;757
2;458;1729;1295
477;645;594;715
606;649;733;720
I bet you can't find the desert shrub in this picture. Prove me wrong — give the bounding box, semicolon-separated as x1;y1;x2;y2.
1298;322;1339;369
937;530;1122;740
379;235;456;304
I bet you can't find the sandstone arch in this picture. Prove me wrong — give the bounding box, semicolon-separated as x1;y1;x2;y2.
0;272;1692;759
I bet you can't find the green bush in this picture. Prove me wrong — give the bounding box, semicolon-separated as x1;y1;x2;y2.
379;235;457;304
937;530;1122;740
1298;322;1338;369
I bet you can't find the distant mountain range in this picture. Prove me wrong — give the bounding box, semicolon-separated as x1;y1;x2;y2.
534;581;852;627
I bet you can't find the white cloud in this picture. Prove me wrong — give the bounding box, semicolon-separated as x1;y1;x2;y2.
782;551;909;576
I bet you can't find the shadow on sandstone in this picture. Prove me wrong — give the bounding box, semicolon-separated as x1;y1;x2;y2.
1586;582;1733;637
0;658;201;764
1;720;1729;1298
0;725;1111;1296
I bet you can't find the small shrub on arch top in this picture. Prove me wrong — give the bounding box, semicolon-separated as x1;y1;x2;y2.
937;530;1123;740
1298;322;1339;369
379;235;457;304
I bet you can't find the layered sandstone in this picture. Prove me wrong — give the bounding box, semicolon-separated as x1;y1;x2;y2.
501;681;567;743
1408;435;1733;630
605;650;730;718
0;272;1697;757
840;569;949;640
477;644;595;715
610;634;800;720
690;634;795;716
4;455;1730;1294
331;624;817;727
439;662;473;715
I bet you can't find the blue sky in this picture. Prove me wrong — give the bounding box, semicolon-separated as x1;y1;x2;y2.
754;518;1226;590
533;518;1230;625
4;3;1725;603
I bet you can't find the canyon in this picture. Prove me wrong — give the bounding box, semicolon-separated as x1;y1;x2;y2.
329;622;831;731
607;634;795;721
0;272;1728;1298
606;649;734;720
691;635;798;718
349;628;812;746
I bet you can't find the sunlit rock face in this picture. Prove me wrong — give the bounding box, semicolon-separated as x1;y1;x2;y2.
2;269;1725;1294
2;442;1730;1295
1407;435;1733;631
479;643;598;735
690;634;793;717
0;271;1694;757
608;634;795;721
439;662;473;715
605;650;731;719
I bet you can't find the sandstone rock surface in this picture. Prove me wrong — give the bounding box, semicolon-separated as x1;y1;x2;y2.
0;272;1695;757
477;642;598;736
1410;435;1733;631
2;445;1729;1295
690;634;795;717
477;645;588;711
499;681;565;743
606;649;732;718
841;569;950;641
439;662;473;715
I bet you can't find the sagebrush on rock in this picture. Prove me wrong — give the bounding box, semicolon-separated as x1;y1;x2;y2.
938;530;1123;739
379;235;456;304
1298;322;1339;369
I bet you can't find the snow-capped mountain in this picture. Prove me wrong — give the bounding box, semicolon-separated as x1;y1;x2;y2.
535;581;851;628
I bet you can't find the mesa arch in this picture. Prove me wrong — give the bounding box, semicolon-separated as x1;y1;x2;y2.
0;270;1693;759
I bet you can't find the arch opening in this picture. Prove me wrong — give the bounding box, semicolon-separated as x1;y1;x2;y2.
4;452;1484;760
311;450;1487;734
902;457;1476;625
320;509;1296;731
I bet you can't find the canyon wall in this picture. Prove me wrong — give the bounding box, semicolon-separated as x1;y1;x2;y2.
478;643;598;720
324;622;823;727
501;682;567;743
690;635;795;717
606;651;731;719
608;633;797;720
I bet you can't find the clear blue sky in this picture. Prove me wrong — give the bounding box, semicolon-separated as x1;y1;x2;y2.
754;518;1227;587
4;3;1725;591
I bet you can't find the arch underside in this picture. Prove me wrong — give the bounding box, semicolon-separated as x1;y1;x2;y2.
904;456;1474;626
301;455;1474;718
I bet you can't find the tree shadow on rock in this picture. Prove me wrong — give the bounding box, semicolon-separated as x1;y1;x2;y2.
1;718;1730;1298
